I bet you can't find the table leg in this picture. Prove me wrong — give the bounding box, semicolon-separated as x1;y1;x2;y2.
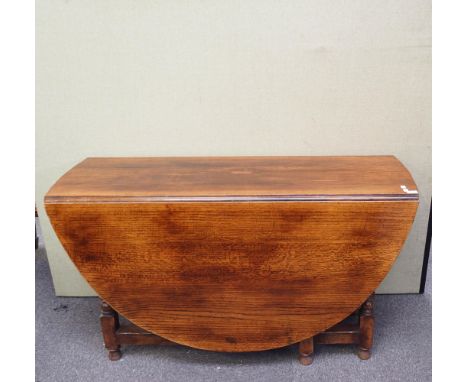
358;294;374;360
100;300;121;361
298;337;314;365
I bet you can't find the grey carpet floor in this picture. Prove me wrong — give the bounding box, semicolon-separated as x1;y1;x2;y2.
35;222;431;382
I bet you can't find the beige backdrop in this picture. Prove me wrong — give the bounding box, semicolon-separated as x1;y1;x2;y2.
36;0;431;296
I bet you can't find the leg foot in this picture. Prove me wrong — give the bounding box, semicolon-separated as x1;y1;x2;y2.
109;349;122;361
299;354;314;366
298;337;314;366
357;348;371;360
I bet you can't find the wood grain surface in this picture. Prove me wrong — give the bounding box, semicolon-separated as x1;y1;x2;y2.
45;156;418;202
45;195;418;351
45;156;418;351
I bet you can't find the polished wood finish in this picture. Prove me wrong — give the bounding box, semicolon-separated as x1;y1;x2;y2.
358;294;375;360
299;337;314;365
101;295;374;365
117;323;174;347
315;324;359;345
45;156;418;353
45;156;417;202
100;301;121;361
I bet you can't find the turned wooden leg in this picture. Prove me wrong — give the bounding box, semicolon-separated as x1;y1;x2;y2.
100;300;121;361
358;294;374;360
298;337;314;365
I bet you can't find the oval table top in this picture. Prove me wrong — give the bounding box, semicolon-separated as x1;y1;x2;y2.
45;156;418;352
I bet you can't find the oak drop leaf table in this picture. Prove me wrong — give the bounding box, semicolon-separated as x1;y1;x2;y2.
45;156;418;365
